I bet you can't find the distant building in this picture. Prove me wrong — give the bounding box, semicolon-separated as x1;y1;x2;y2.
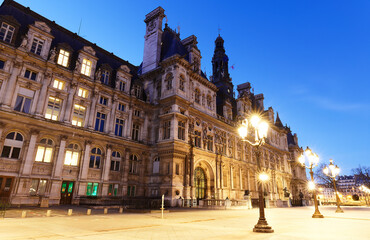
337;175;364;200
0;0;307;207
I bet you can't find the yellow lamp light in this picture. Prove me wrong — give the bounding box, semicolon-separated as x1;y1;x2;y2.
259;173;269;182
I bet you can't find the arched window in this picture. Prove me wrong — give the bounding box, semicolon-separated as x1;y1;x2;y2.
165;73;173;90
1;132;23;159
64;143;80;166
110;151;121;171
194;88;200;104
90;148;102;168
153;157;160;174
35;138;53;162
129;154;138;174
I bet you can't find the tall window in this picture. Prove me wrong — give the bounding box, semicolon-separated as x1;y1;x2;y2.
45;96;61;120
153;157;160;174
165;73;172;90
118;80;125;91
207;95;212;109
127;185;136;197
64;143;79;166
195;88;200;104
110;151;121;171
78;88;88;98
95;112;106;132
89;148;102;168
108;184;119;196
1;132;23;159
163;120;171;139
81;58;92;76
72;104;85;127
206;135;213;151
0;22;15;43
194;131;201;148
30;37;44;55
53;79;65;90
35;138;53;163
117;103;125;112
179;75;185;91
115;118;125;137
132;124;140;141
24;69;37;81
29;179;47;196
86;182;99;196
0;59;4;69
129;154;138;174
101;70;110;85
133;85;141;98
14;95;32;113
99;96;108;106
57;49;70;67
178;121;185;140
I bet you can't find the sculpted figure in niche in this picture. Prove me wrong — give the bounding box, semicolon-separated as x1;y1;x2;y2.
74;59;81;72
20;34;28;48
95;68;102;82
49;47;57;62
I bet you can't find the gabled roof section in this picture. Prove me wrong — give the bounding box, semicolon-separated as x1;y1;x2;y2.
160;24;189;62
275;112;284;128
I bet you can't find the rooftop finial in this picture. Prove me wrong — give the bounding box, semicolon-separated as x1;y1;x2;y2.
218;25;221;36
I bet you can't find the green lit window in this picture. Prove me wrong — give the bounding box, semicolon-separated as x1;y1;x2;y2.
86;182;99;196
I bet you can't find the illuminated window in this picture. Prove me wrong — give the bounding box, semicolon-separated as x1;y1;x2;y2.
108;184;118;196
0;22;15;43
30;37;44;55
45;96;61;120
72;104;85;127
57;49;70;67
78;88;88;98
110;151;121;171
86;182;99;196
53;79;65;90
89;148;102;168
64;143;79;166
29;179;47;196
81;58;91;76
129;154;138;174
195;88;200;104
95;112;106;132
1;132;23;159
35;138;53;163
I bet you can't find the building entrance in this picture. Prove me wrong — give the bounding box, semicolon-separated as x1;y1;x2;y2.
60;181;74;204
194;167;206;200
0;176;13;203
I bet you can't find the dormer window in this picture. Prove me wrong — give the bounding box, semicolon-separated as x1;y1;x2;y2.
118;80;126;91
30;37;44;55
0;22;15;43
81;58;92;76
57;49;70;67
101;70;110;85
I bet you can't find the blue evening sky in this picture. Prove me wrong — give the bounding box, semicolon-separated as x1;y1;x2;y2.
12;0;370;175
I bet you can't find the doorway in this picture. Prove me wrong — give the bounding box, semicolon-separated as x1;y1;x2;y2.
60;181;74;204
194;167;206;200
0;176;13;203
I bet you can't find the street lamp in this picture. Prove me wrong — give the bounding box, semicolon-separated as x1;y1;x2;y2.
323;159;343;213
298;147;324;218
238;114;273;233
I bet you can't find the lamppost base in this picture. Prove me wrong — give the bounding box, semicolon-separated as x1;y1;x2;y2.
335;207;344;213
312;213;324;218
253;219;274;233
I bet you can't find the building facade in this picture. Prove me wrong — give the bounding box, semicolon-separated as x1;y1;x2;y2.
0;0;307;207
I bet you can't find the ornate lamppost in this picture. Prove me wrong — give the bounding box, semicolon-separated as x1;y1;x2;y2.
323;159;343;213
238;114;273;233
298;147;324;218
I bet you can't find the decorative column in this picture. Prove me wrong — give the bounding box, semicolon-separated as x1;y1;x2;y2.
21;129;39;175
0;122;5;139
2;60;22;107
108;95;118;134
87;90;98;128
121;148;130;196
102;145;112;181
79;140;92;180
53;135;67;178
63;82;77;123
35;72;53;116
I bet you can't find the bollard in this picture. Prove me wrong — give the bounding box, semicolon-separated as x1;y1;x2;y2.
119;207;123;214
21;210;27;218
67;209;73;216
46;210;51;217
87;209;91;215
104;208;108;214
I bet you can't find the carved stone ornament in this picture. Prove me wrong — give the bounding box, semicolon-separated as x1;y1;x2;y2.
147;19;156;32
34;21;52;33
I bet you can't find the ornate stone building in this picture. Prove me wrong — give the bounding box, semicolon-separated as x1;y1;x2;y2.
0;0;307;207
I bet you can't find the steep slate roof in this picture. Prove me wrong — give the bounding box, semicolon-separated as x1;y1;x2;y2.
0;0;138;87
160;24;189;62
275;112;284;128
287;131;296;145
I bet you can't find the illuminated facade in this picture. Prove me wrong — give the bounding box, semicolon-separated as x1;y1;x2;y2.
0;0;307;207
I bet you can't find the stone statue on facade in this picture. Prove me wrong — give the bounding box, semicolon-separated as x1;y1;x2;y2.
20;34;28;49
49;47;57;62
